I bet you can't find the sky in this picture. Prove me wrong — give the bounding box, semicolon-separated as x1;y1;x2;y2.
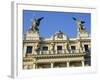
23;10;91;38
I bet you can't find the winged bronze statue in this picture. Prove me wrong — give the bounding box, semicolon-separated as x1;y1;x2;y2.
73;17;86;33
29;17;44;33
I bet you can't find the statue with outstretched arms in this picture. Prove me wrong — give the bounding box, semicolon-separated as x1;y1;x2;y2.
73;17;86;33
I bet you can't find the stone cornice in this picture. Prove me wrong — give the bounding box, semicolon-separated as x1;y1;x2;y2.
31;53;86;58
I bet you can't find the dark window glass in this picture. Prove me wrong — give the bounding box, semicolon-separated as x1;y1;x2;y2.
84;45;89;52
26;46;32;53
42;46;48;51
71;46;76;50
57;46;62;50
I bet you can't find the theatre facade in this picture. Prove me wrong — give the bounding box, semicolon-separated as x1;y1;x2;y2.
23;17;91;69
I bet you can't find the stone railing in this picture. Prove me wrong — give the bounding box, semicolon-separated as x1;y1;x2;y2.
37;49;83;55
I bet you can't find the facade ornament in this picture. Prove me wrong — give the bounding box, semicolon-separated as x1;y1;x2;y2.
50;43;55;51
35;43;40;52
57;30;63;38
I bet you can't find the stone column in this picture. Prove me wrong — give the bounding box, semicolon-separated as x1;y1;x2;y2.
66;62;70;67
24;45;27;57
81;61;85;67
50;43;55;54
51;62;54;68
33;63;36;69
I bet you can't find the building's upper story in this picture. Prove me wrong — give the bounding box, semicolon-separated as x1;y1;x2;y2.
23;17;91;57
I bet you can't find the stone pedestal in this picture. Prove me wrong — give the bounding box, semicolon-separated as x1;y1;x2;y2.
77;32;89;38
25;31;40;40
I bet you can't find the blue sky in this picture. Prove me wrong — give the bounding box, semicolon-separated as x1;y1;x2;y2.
23;10;91;38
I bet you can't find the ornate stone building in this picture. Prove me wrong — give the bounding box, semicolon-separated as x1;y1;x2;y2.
23;17;91;69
